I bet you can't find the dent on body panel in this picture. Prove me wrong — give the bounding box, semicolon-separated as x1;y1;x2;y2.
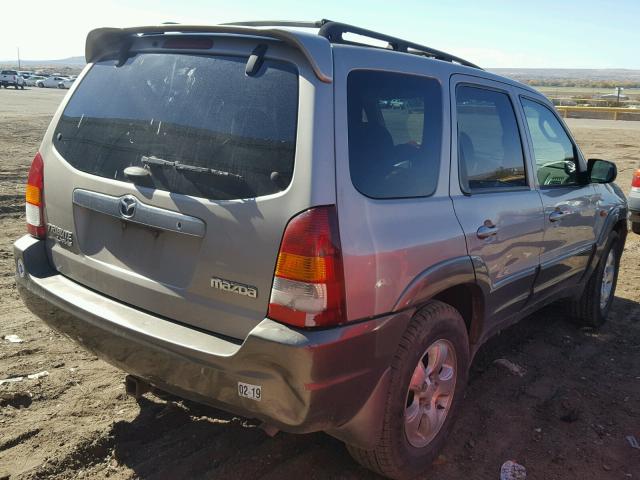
342;197;467;320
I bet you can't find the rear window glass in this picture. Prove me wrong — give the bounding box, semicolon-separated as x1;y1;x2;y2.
347;70;442;199
54;53;298;200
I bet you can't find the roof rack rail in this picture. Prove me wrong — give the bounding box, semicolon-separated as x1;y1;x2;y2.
221;20;330;29
318;20;481;69
222;19;481;69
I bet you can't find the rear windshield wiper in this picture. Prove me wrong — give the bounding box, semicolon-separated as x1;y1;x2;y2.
141;155;243;180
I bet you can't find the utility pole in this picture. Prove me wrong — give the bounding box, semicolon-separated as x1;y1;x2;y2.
17;47;20;70
616;86;623;107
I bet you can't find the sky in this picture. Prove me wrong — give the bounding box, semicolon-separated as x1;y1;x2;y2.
2;0;639;69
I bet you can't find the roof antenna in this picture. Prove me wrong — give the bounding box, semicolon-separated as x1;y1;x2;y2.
246;44;268;76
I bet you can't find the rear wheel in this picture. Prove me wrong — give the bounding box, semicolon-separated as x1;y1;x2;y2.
346;301;469;479
567;231;620;327
632;222;640;235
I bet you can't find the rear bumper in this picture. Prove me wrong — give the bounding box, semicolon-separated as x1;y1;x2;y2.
13;235;410;448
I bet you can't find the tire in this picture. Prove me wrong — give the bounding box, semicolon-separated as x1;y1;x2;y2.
20;84;24;90
346;300;470;480
38;83;43;88
567;231;621;327
632;222;640;235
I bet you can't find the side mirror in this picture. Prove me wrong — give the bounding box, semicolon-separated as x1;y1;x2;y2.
588;159;617;184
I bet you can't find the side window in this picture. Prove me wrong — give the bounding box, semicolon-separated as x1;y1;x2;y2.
347;71;442;199
456;85;527;192
521;98;579;187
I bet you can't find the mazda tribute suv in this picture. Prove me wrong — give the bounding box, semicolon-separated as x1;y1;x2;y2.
14;20;627;479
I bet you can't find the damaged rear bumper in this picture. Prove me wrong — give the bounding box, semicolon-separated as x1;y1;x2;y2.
13;235;411;448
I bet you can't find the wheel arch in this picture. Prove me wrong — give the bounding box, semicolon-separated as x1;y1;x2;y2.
392;256;486;351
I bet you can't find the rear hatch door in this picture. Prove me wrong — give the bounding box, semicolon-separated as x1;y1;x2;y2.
41;38;318;339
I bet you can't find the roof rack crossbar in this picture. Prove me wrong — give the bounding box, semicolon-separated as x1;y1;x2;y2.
317;20;481;69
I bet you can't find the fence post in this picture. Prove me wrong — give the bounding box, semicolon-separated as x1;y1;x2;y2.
613;110;619;121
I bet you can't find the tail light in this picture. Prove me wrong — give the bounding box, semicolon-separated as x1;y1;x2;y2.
632;169;640;188
268;206;347;328
26;152;45;238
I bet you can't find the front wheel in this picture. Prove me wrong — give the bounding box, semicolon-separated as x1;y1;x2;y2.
631;222;640;235
346;301;469;479
567;231;621;327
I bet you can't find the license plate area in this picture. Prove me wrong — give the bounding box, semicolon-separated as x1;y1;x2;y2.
238;382;261;401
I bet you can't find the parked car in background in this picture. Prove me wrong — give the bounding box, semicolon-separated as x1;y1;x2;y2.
36;76;69;88
0;70;26;89
629;169;640;233
25;75;46;87
59;78;75;89
13;20;627;480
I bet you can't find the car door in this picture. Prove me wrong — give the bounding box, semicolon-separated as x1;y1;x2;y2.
517;95;597;299
450;76;544;325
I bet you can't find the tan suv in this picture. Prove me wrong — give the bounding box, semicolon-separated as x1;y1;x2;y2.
14;20;627;479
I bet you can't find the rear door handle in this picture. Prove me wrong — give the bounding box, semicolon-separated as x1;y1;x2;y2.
477;224;498;239
549;210;566;222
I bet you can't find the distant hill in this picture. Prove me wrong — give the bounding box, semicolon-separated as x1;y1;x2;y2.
1;60;638;85
0;56;85;68
490;68;640;82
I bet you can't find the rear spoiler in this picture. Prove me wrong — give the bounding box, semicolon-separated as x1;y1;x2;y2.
85;24;333;83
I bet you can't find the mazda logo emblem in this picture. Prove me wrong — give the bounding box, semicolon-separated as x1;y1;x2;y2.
119;196;137;218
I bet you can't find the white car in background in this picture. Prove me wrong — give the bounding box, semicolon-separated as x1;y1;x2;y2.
25;75;46;87
59;78;75;89
629;170;640;234
36;76;69;88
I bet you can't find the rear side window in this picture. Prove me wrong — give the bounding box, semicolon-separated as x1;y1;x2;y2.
54;53;298;200
456;85;526;192
347;71;442;199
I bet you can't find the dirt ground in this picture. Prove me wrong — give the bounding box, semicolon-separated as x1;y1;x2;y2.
0;88;639;480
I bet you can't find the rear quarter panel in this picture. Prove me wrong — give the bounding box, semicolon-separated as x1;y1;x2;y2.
332;46;468;320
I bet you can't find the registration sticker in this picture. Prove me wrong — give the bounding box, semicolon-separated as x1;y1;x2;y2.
238;382;262;401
